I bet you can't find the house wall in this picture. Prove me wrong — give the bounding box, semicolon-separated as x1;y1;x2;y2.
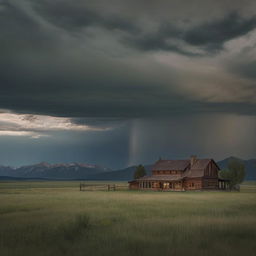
152;170;183;175
129;182;139;190
184;178;202;190
202;160;219;189
202;178;219;189
204;160;219;178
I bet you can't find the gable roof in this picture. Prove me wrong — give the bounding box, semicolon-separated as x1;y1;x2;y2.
182;168;204;178
191;159;211;170
152;160;190;171
132;158;220;182
150;158;219;179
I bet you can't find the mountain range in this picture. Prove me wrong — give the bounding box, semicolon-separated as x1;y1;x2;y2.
0;162;111;180
0;157;255;181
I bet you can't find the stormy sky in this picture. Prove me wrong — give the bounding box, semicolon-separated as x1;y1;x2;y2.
0;0;256;169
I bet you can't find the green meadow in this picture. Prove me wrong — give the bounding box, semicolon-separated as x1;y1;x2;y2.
0;181;256;256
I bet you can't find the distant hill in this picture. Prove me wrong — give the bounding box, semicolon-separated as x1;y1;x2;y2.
89;165;152;181
0;176;50;181
0;157;255;181
217;157;256;181
0;166;14;176
0;162;111;180
0;163;152;181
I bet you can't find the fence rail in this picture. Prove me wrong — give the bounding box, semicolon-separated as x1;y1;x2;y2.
79;183;129;191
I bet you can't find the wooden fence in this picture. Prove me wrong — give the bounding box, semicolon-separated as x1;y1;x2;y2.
79;183;129;191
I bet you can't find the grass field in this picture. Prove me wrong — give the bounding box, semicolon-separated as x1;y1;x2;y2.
0;181;256;256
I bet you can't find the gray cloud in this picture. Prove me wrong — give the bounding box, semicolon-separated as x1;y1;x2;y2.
0;0;256;119
183;12;256;52
229;59;256;80
124;12;256;55
34;1;140;34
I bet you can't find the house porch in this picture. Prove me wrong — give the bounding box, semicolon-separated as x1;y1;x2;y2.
138;180;184;191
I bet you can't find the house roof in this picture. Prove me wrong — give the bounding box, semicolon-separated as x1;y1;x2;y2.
182;168;204;178
191;159;211;170
183;159;212;178
152;160;190;171
136;175;183;181
138;158;218;181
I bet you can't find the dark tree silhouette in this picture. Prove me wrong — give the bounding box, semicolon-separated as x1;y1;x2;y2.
134;164;146;179
219;158;246;189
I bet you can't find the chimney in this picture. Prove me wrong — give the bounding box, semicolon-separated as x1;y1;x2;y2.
190;155;197;166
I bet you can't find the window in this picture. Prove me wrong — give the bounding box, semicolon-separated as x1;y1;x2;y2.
163;182;170;189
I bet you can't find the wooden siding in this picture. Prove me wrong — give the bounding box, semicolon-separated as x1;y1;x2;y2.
184;178;202;190
204;160;219;178
152;170;183;175
202;178;219;189
137;181;184;191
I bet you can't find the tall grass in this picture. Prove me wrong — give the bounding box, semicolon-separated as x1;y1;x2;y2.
0;181;255;256
59;214;90;241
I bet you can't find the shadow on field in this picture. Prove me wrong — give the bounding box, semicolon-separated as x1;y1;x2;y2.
0;214;90;255
57;214;90;241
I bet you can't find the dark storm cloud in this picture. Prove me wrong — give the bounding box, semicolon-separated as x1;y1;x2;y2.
126;12;256;54
123;27;198;56
0;0;256;119
183;12;256;52
70;118;128;130
34;1;139;34
28;1;256;56
0;1;50;51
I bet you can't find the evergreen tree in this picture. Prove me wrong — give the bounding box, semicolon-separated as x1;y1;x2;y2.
134;164;146;179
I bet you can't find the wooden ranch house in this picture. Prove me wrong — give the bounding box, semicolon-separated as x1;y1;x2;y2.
129;156;230;191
